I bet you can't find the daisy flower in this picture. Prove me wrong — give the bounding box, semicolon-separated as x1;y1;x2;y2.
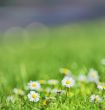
48;79;58;85
62;76;75;88
28;81;41;90
28;91;40;102
90;95;102;103
6;95;15;103
88;69;99;83
59;68;71;76
51;88;58;94
78;74;87;82
52;88;65;95
97;82;105;90
13;88;24;96
45;87;52;94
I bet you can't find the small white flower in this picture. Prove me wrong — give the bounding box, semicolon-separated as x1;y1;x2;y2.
13;88;24;96
101;58;105;65
52;88;65;95
97;82;105;90
90;95;102;103
28;91;40;102
88;69;99;83
28;81;41;90
52;88;58;94
45;87;52;93
59;68;71;76
62;76;75;88
48;79;58;85
78;74;87;82
6;95;15;103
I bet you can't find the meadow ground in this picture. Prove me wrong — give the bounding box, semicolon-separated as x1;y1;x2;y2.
0;21;105;110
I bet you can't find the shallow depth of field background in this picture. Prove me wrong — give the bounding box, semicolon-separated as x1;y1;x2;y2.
0;1;105;110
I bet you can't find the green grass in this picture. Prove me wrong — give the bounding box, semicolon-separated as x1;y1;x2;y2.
0;21;105;110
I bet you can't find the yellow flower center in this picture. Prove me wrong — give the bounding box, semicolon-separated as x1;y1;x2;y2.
39;80;45;84
32;83;36;87
18;89;22;94
52;81;55;84
102;85;105;89
32;94;37;99
91;73;96;78
64;69;68;75
95;97;99;102
66;80;71;84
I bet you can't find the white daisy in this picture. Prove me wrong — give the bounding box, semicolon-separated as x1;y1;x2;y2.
90;95;102;103
28;81;41;90
62;76;75;88
13;88;24;96
88;69;99;83
51;88;58;94
52;88;65;95
45;87;52;93
48;79;58;85
28;91;40;102
59;68;71;76
6;95;15;103
78;74;87;82
97;82;105;90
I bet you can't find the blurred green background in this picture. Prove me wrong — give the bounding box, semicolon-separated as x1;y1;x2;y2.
0;21;105;89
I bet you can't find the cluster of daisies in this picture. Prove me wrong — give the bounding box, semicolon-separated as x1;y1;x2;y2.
7;67;105;106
